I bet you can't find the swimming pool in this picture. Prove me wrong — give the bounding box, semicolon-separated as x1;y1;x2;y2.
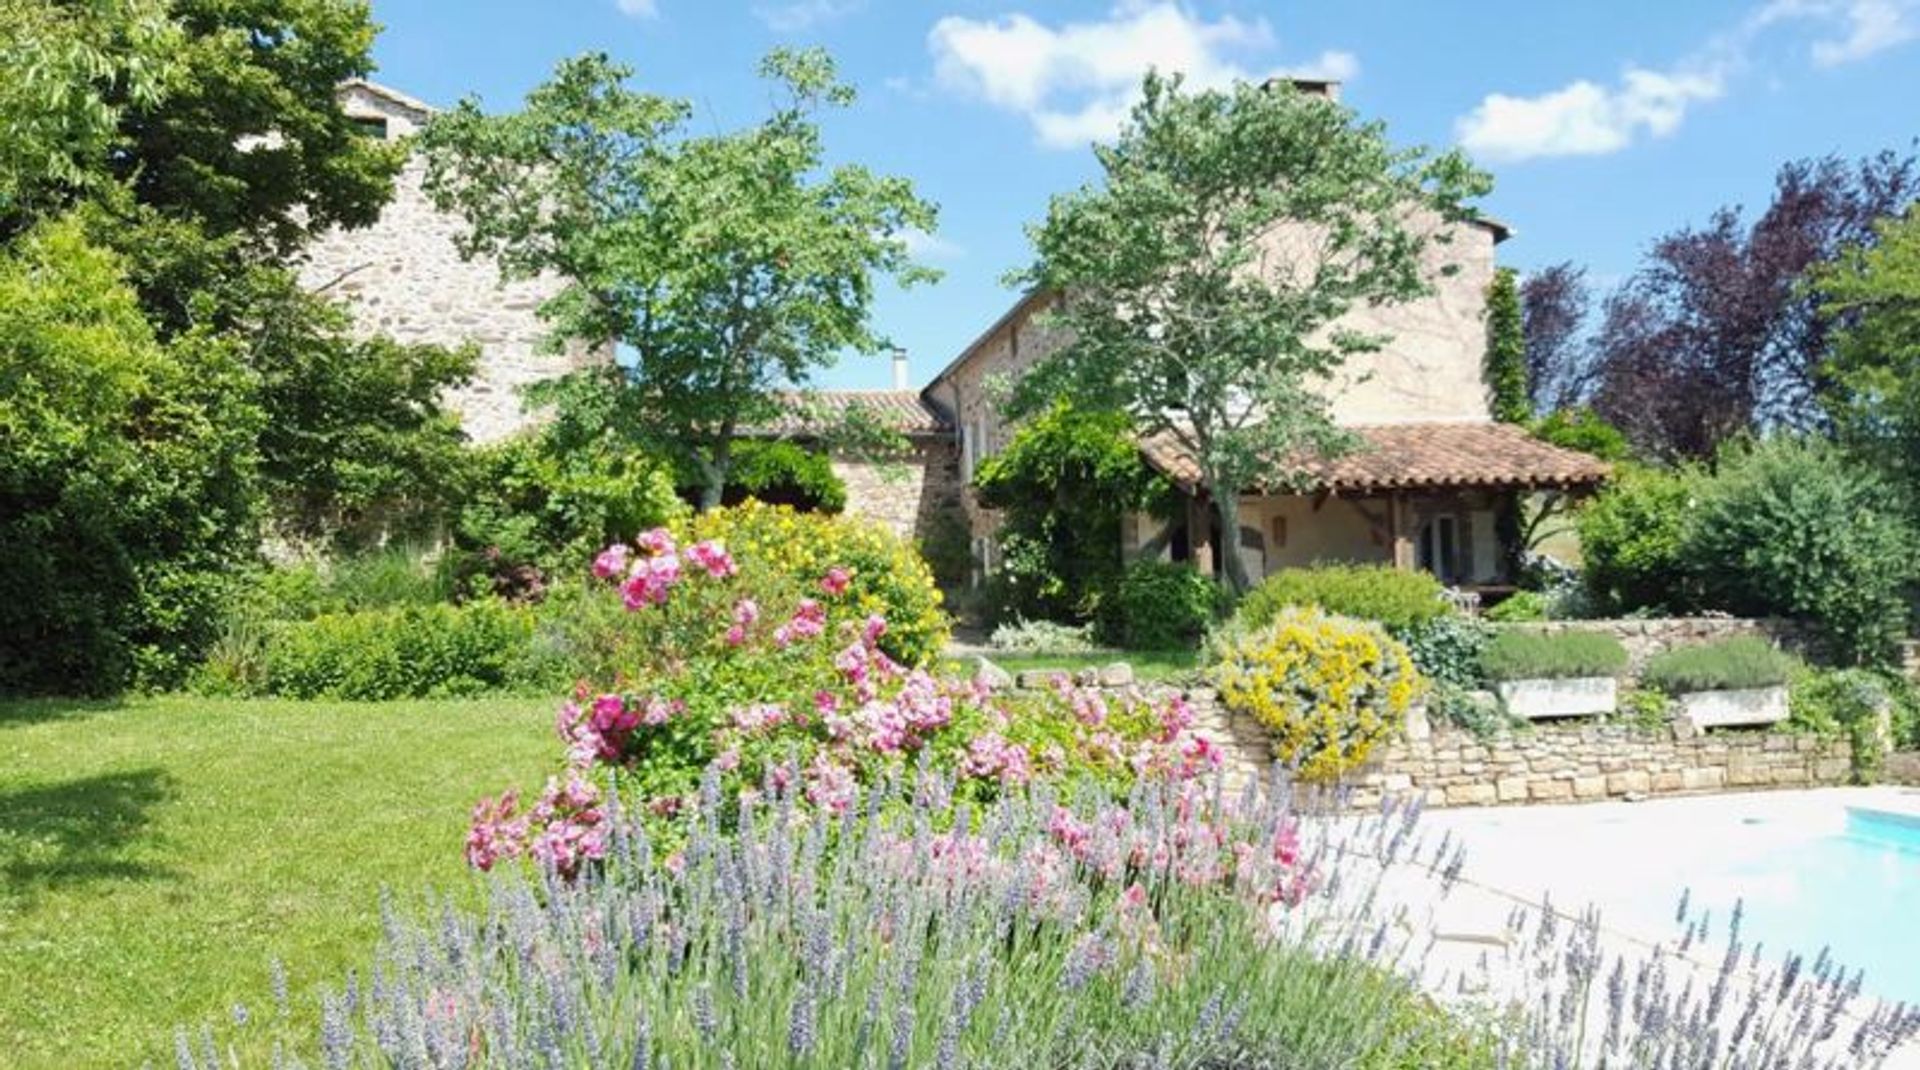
1686;807;1920;1002
1421;788;1920;1005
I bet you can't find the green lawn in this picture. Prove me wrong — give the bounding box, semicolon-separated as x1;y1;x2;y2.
0;694;554;1068
985;649;1202;682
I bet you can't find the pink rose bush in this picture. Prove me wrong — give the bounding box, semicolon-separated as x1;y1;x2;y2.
469;526;1226;877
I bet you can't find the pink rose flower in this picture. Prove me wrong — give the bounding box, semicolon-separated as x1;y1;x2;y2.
636;528;677;557
820;567;851;596
686;540;737;578
591;544;630;579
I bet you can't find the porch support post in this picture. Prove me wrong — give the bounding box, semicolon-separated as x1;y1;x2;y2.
1187;493;1216;577
1389;491;1416;571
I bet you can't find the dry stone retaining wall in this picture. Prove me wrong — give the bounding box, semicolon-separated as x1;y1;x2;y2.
998;665;1854;810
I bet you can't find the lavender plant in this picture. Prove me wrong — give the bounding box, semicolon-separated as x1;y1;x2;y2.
190;765;1500;1069
183;760;1918;1069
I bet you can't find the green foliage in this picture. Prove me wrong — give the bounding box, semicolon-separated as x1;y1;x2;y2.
455;432;688;590
1641;637;1795;694
247;280;477;545
1397;614;1493;689
676;439;846;512
1530;407;1633;462
1618;688;1672;732
1012;72;1492;593
1097;561;1220;650
105;0;403;252
1576;464;1703;615
1237;564;1453;634
1484;267;1529;423
1577;438;1915;665
252;602;559;701
1216;607;1422;780
1485;591;1548;622
974;403;1171;622
1687;437;1914;666
1789;667;1889;735
419;49;936;509
1789;667;1904;782
1813;209;1920;512
1477;630;1628;682
0;0;178;221
1428;684;1519;741
0;218;260;694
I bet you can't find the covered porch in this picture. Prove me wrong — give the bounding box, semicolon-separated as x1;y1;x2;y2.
1130;423;1612;594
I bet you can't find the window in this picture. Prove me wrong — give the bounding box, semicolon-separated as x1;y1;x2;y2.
349;115;390;139
961;424;976;483
1417;516;1461;584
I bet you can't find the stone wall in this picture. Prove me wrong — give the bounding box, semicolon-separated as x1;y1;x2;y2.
1502;617;1816;674
1890;751;1920;786
1347;709;1853;811
299;158;604;444
299;85;604;444
996;669;1854;811
832;440;965;544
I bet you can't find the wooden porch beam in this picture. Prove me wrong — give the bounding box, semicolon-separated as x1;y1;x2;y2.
1389;491;1416;571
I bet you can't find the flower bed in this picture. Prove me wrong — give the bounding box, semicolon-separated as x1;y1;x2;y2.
468;523;1225;872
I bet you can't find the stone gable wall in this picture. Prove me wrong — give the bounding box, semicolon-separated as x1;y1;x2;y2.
298;157;605;444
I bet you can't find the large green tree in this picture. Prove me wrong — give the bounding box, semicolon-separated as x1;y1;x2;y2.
1014;73;1491;592
1814;208;1920;506
0;0;178;227
418;49;937;509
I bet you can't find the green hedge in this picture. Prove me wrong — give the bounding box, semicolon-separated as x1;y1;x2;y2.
1478;630;1628;682
1641;637;1794;694
1236;564;1451;634
257;602;561;701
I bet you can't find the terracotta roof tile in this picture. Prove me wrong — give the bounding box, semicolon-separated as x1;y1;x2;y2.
1140;422;1611;494
762;391;951;437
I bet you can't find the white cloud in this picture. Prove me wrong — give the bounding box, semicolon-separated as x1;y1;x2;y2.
927;2;1354;149
1456;66;1725;162
1808;0;1916;65
900;228;964;261
1280;49;1361;84
1456;0;1916;162
615;0;659;18
1752;0;1918;65
755;0;863;32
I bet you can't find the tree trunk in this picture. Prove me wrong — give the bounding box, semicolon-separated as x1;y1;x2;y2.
1214;490;1253;594
696;437;734;513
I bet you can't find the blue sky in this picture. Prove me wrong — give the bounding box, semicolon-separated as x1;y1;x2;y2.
366;0;1920;390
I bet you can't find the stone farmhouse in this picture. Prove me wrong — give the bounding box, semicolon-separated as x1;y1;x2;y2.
310;79;1609;594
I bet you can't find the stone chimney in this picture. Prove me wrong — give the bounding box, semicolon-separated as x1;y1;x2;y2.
891;347;910;391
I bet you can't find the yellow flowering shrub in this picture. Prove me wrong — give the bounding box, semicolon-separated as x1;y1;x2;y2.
682;500;949;665
1215;607;1422;781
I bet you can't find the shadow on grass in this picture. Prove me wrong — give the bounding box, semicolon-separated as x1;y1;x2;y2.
0;696;130;730
0;768;176;899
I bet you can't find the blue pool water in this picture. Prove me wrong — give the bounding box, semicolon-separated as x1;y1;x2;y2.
1684;808;1920;1003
